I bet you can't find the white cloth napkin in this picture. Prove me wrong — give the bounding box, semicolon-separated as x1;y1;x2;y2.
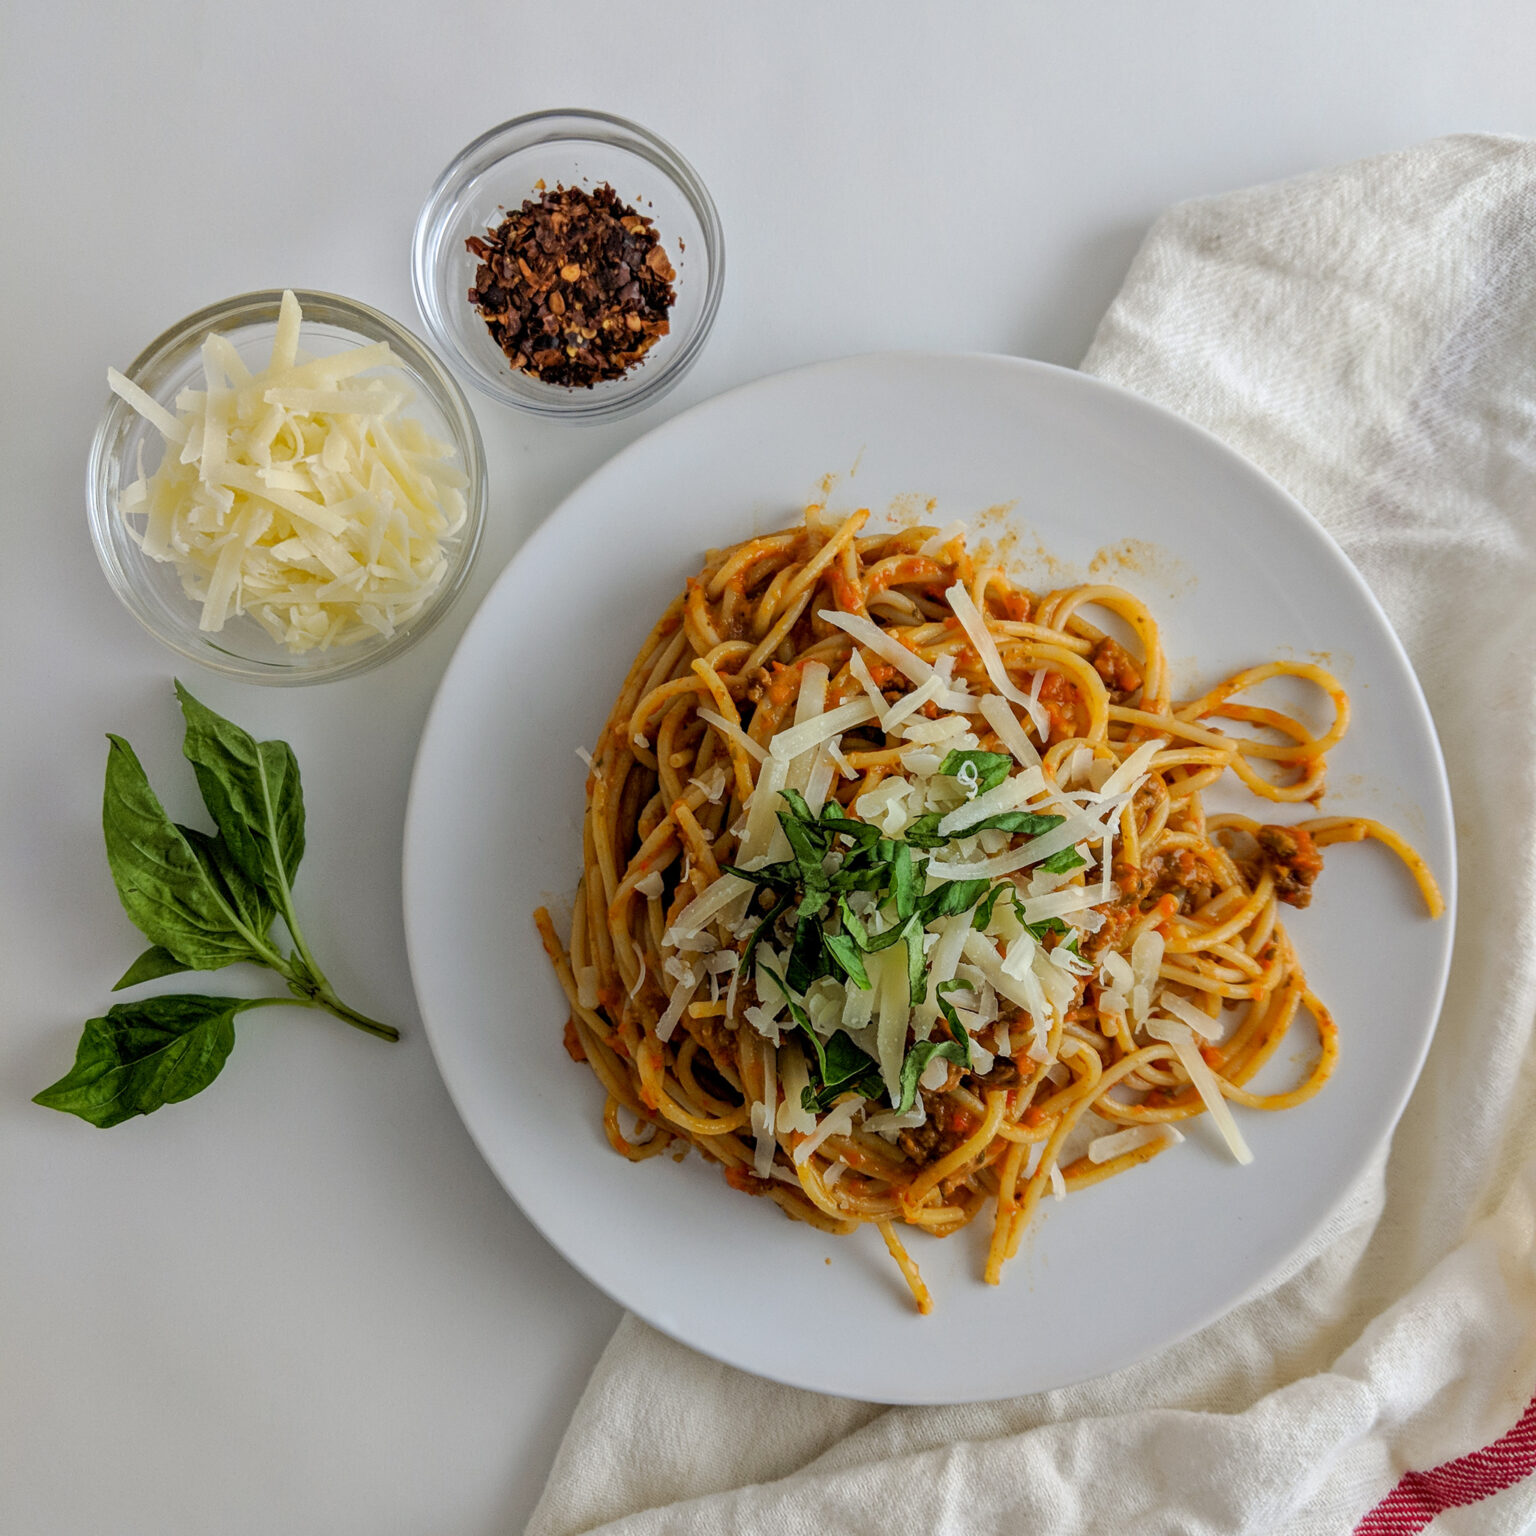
526;135;1536;1536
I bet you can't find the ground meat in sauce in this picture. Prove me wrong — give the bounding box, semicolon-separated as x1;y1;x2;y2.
723;1164;775;1197
1116;847;1217;914
1091;637;1143;701
743;666;774;704
1257;823;1325;908
898;1094;972;1166
967;1057;1020;1091
1085;896;1137;961
684;1011;735;1065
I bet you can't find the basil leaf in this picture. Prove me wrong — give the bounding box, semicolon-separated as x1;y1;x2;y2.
784;1015;825;1084
32;993;260;1127
920;878;991;925
801;1029;883;1113
803;1074;884;1115
822;931;871;990
181;825;277;942
87;690;399;1059
822;801;880;845
1039;845;1088;874
175;682;305;910
739;890;793;974
972;884;1008;931
901;812;950;849
823;803;882;849
904;809;1065;851
828;860;887;895
809;1065;885;1113
821;1029;881;1091
884;839;921;919
765;974;884;1113
760;967;829;1077
905;925;928;1008
967;810;1064;837
102;735;273;972
935;976;976;1048
996;892;1073;942
111;945;190;992
895;1038;967;1115
779;811;831;895
896;985;973;1114
862;910;920;953
785;915;827;993
837;897;870;950
936;748;1013;795
721;860;800;891
777;787;819;827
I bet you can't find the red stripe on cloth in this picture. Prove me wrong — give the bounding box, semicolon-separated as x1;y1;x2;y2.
1354;1393;1536;1534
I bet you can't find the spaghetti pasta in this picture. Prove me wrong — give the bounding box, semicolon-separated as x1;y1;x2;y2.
535;510;1443;1312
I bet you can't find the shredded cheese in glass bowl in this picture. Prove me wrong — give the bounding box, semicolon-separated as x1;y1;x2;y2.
88;289;486;684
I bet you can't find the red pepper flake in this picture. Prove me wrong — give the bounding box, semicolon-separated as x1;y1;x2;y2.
465;182;676;388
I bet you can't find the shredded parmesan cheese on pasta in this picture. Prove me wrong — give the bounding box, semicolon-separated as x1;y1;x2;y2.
1146;1018;1253;1164
819;609;935;687
1156;988;1225;1041
768;697;877;764
793;1096;862;1165
698;708;767;762
1088;1123;1184;1163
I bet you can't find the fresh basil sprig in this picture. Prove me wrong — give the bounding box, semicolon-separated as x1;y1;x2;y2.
34;684;396;1128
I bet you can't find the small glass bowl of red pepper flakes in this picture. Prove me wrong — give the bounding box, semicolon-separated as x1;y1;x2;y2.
412;110;724;424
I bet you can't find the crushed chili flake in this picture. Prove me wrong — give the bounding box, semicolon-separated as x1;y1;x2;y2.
465;182;676;388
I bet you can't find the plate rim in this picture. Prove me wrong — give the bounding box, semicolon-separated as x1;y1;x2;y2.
402;349;1456;1403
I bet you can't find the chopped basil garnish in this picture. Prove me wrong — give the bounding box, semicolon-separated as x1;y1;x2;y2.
936;748;1013;795
894;980;975;1114
726;769;1098;1112
1039;844;1088;874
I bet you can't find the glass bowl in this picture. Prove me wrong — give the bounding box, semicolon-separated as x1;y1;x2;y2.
411;110;724;422
87;290;487;685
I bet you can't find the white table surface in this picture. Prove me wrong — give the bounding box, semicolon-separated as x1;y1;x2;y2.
4;5;1533;1533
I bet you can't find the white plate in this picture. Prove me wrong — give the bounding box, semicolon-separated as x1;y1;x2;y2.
403;353;1455;1404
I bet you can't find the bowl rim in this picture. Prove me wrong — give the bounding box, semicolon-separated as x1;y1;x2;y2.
86;287;488;686
410;107;725;422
